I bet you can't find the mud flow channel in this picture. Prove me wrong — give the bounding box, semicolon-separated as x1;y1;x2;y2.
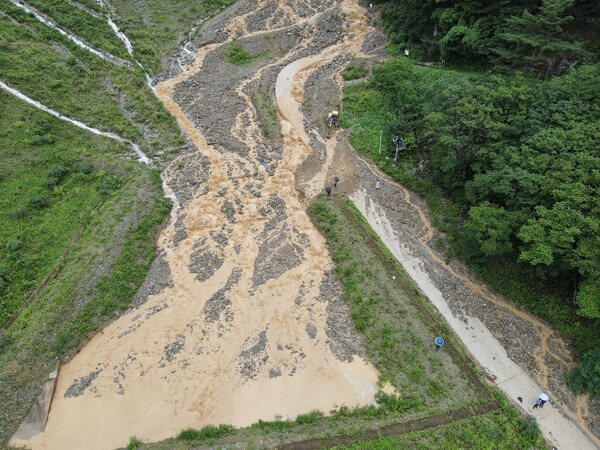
11;1;381;449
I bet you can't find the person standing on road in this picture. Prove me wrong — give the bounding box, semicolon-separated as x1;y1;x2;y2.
533;392;549;409
325;185;332;197
333;176;339;187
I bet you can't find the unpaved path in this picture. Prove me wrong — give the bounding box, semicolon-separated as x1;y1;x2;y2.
319;123;600;448
10;1;383;449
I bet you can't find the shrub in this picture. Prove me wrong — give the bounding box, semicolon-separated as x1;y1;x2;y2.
44;177;60;189
11;205;28;218
0;333;13;355
73;161;93;174
48;165;68;180
295;410;322;424
125;436;142;450
224;43;268;65
177;424;235;442
566;348;600;396
29;195;49;209
342;63;368;81
6;239;22;252
0;266;7;290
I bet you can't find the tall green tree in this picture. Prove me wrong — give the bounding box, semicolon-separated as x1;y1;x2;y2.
495;0;588;77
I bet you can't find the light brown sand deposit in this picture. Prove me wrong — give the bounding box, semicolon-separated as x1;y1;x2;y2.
11;1;381;449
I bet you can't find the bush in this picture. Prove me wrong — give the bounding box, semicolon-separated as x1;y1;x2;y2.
73;161;93;174
295;410;322;424
343;63;368;80
566;349;600;395
125;436;142;449
11;205;28;218
44;177;60;189
6;239;22;252
47;165;68;180
28;194;49;209
0;333;13;355
177;424;235;443
0;266;7;291
224;43;268;65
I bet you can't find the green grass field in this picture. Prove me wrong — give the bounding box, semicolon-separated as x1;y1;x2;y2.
106;0;237;72
19;0;132;60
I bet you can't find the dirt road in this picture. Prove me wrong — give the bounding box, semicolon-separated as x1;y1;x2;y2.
11;1;384;449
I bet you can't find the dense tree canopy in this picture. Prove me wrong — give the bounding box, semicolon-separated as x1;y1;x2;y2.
370;60;600;319
377;0;599;74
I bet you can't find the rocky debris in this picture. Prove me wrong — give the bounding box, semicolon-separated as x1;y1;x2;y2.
306;323;317;339
210;230;229;247
64;369;101;398
294;282;308;306
322;270;365;362
189;238;224;283
165;152;211;207
361;29;388;55
131;252;173;308
253;227;303;287
244;181;263;198
203;267;242;323
220;199;238;224
160;334;186;367
238;330;269;380
173;213;188;245
252;194;306;286
269;367;282;378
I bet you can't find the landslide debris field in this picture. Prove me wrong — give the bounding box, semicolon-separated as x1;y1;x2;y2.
0;0;594;449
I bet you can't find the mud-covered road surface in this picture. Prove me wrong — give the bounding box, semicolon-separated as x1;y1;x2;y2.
11;1;385;449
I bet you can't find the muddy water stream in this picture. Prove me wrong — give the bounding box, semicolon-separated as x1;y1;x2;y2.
11;1;382;449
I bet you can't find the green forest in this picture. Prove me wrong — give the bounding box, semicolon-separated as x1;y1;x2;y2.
349;0;600;394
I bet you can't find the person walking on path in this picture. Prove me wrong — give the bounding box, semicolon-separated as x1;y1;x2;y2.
533;392;549;409
333;176;339;187
325;185;332;197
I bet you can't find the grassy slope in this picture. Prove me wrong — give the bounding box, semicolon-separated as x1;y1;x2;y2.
0;0;187;443
107;0;237;73
340;69;600;361
0;5;183;152
20;0;131;60
0;91;169;442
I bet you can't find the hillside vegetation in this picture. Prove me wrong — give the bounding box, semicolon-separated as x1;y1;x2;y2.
348;0;600;394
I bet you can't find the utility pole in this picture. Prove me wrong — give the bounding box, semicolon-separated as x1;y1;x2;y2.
392;136;406;167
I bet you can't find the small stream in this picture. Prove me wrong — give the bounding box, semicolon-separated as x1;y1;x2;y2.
0;79;150;164
95;0;133;56
8;0;130;66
